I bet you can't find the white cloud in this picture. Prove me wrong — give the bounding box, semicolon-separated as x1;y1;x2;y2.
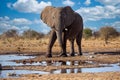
12;18;32;25
19;26;30;34
0;16;32;34
76;5;120;21
21;26;30;30
0;16;50;34
39;20;51;34
112;21;120;29
7;3;12;9
62;0;75;7
0;23;20;34
34;19;41;24
0;16;12;33
8;0;52;14
76;0;120;22
0;23;10;28
96;0;120;6
84;0;91;6
0;16;10;21
11;26;20;30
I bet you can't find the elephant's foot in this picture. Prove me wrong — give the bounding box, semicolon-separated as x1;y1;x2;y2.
46;53;52;58
59;53;67;57
79;52;83;56
70;53;75;56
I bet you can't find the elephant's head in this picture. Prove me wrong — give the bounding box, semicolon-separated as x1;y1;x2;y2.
41;6;75;49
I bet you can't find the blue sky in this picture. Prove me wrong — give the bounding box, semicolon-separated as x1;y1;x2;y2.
0;0;120;34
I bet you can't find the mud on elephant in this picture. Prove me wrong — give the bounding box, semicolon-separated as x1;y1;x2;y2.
41;6;83;57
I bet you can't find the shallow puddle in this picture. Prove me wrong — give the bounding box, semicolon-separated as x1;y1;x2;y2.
51;63;120;74
1;63;120;78
0;54;35;61
0;54;36;66
0;70;49;78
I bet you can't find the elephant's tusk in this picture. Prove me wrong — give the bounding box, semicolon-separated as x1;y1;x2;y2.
65;28;68;31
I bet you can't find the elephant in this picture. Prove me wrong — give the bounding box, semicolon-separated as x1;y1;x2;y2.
41;6;83;57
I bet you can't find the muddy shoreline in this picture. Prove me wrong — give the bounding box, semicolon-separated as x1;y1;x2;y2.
1;72;120;80
1;53;120;80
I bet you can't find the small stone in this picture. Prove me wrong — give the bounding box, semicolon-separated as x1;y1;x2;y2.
89;56;94;58
7;72;17;77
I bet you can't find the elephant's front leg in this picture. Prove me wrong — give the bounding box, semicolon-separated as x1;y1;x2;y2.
59;32;67;57
47;30;57;57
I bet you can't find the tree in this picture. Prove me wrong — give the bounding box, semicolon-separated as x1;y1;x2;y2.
83;28;92;39
1;29;18;38
93;31;100;39
99;26;118;44
22;29;44;39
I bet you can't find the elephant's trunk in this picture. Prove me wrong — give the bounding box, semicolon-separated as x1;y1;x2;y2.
56;25;63;52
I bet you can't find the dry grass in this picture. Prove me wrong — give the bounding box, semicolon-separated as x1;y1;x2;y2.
0;37;120;54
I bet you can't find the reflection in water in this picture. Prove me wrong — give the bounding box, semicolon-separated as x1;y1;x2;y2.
51;63;120;74
51;68;82;74
45;61;81;66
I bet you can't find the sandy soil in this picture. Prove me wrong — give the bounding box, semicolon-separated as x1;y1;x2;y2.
1;72;120;80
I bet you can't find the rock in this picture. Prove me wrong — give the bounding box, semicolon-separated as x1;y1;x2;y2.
7;72;17;77
89;56;94;58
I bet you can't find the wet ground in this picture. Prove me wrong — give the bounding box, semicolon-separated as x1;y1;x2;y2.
0;53;120;78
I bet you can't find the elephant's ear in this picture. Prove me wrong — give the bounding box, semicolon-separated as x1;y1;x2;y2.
41;6;55;27
63;6;75;27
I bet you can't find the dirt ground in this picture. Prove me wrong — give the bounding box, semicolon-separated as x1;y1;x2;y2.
1;72;120;80
0;38;120;80
0;38;120;54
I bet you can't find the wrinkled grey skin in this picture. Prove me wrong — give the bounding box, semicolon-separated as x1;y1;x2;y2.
41;6;83;57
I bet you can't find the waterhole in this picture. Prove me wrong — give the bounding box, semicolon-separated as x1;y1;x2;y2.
0;54;120;78
0;54;36;66
51;63;120;74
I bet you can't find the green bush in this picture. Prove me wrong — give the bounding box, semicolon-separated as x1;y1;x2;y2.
83;28;92;39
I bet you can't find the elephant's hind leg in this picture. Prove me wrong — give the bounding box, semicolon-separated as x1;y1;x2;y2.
69;39;75;56
76;32;82;56
47;30;57;57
